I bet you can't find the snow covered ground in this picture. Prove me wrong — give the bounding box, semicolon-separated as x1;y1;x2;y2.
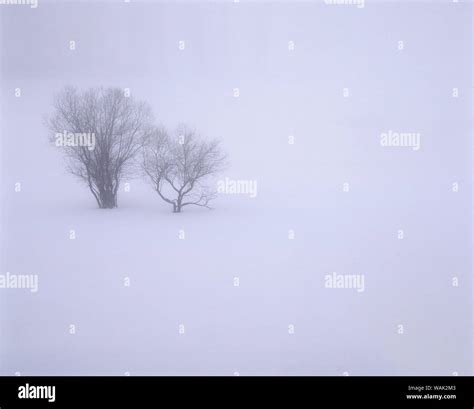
0;178;471;375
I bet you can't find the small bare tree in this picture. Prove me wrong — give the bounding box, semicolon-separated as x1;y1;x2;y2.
142;125;227;213
46;86;153;208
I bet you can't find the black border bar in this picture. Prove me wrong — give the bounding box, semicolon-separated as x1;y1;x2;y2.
0;376;473;409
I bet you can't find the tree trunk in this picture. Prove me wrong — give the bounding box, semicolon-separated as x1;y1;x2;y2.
98;189;117;209
172;201;182;213
175;197;183;213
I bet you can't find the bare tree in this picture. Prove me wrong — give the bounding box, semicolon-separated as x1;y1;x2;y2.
46;86;153;208
141;125;227;213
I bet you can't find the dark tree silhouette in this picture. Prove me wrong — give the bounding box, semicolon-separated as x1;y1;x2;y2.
47;87;153;208
142;125;227;213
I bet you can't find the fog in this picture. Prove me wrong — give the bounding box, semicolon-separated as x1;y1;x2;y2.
0;0;472;375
